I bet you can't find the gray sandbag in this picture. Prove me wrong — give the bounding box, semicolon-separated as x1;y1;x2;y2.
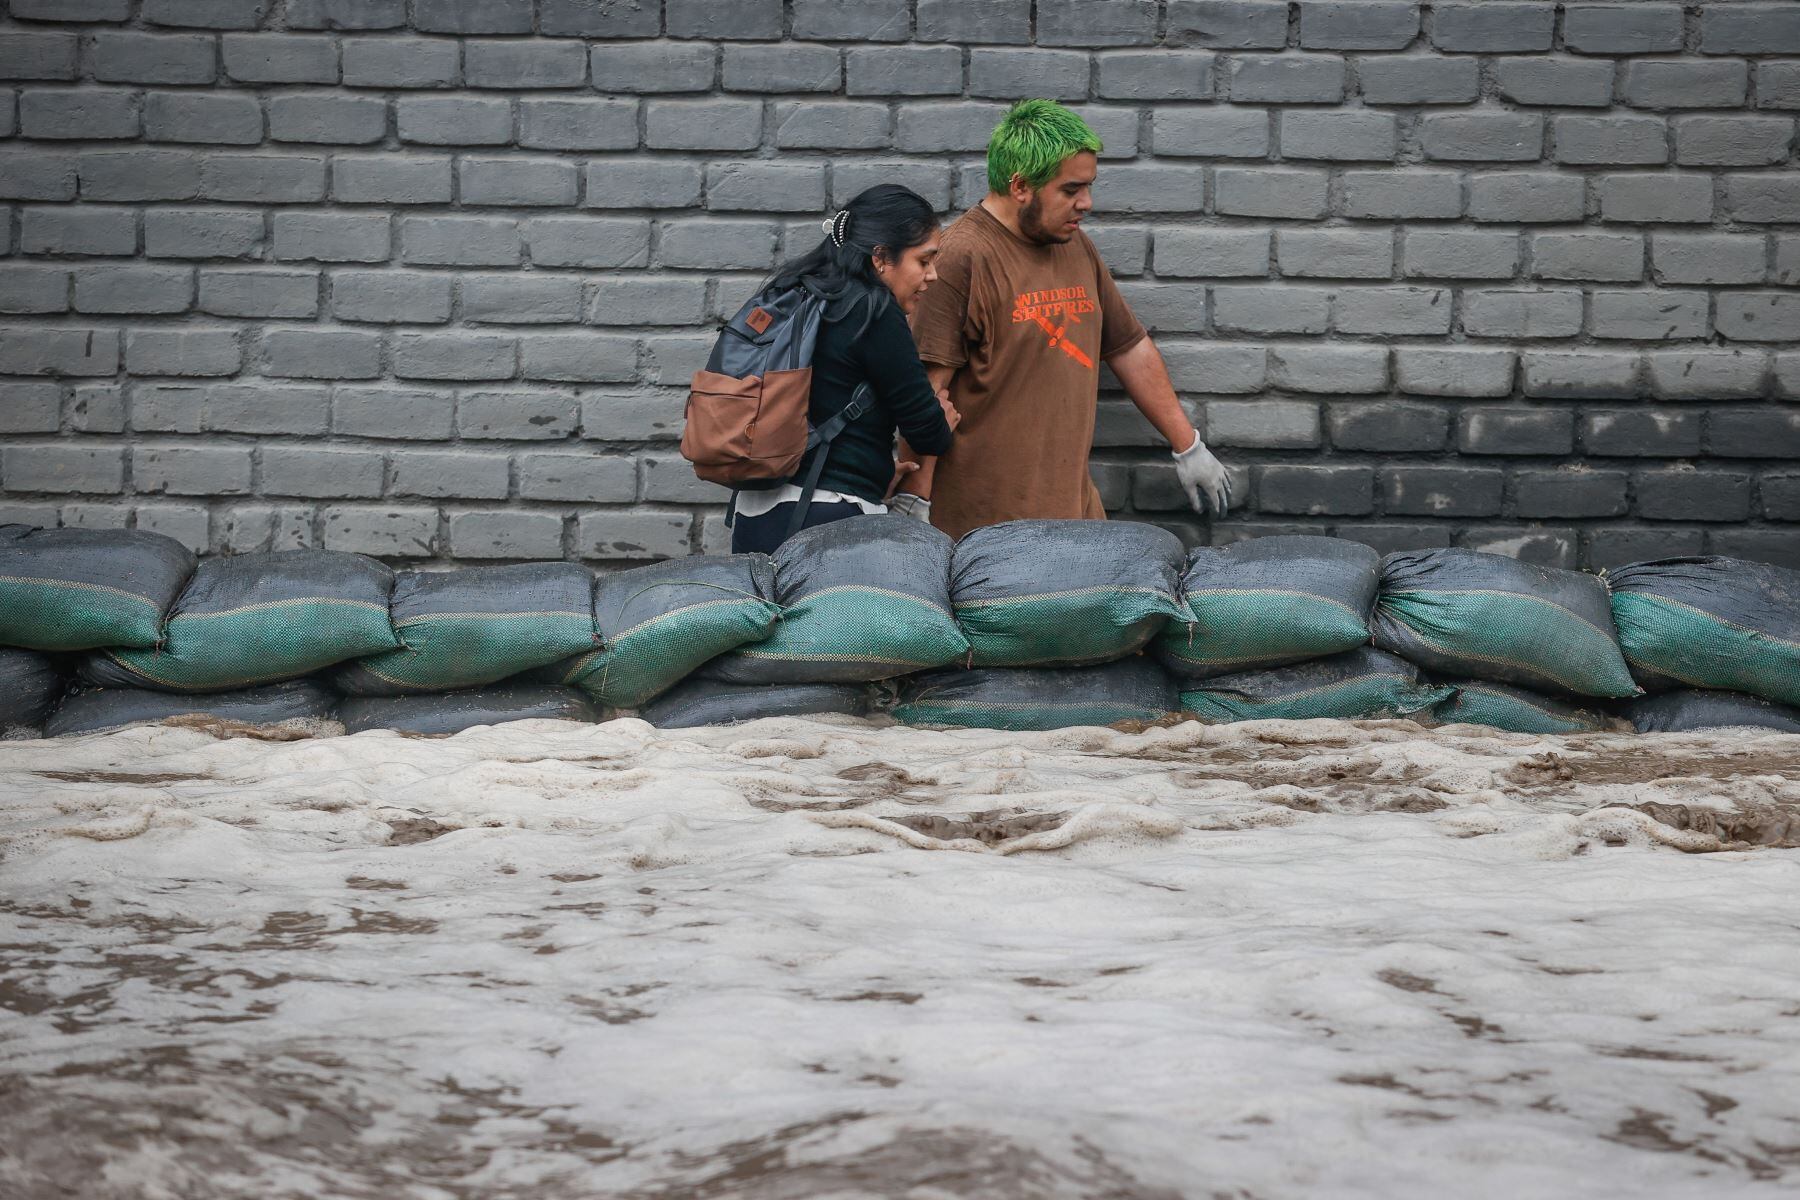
338;685;599;736
544;554;781;707
639;679;871;729
334;563;598;696
894;656;1179;731
1629;690;1800;735
1432;679;1627;735
1157;535;1379;681
82;549;401;692
0;648;65;729
949;519;1189;667
1371;549;1638;699
1607;557;1800;708
0;524;195;651
1179;647;1454;724
46;680;338;738
700;515;968;684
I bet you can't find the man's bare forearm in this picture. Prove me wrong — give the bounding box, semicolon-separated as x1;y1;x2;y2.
1108;336;1197;452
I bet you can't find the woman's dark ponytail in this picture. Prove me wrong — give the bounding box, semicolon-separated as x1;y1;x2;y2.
763;183;938;334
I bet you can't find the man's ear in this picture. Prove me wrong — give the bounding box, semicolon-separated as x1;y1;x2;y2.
1008;172;1034;204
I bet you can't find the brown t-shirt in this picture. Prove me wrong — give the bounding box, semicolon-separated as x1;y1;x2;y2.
909;204;1147;541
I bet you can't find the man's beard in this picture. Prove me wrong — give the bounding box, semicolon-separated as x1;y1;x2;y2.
1020;193;1074;245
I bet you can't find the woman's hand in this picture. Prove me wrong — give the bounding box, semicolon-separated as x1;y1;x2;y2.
885;459;921;501
937;387;960;432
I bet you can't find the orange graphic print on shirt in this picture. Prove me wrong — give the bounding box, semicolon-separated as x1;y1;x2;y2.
1013;286;1096;369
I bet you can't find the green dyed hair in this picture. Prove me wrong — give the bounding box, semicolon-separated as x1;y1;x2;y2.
985;99;1103;195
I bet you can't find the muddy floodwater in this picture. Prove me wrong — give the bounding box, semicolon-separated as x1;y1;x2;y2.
3;714;1799;1199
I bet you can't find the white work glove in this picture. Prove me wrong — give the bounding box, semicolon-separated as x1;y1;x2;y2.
887;493;932;521
1173;432;1232;515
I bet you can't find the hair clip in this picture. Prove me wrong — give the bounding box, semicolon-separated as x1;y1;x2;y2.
819;210;851;247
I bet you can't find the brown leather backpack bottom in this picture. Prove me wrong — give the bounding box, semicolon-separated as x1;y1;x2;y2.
681;366;813;486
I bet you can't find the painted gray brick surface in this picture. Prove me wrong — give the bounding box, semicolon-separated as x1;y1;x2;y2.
0;2;1795;570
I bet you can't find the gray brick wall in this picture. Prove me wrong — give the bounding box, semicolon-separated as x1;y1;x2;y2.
1;0;1797;571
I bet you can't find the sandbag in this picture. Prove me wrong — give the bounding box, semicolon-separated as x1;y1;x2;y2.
1432;679;1627;736
334;563;597;696
546;555;780;707
0;648;64;729
0;524;195;651
1629;689;1800;735
338;685;598;736
46;680;338;738
82;550;401;692
639;679;871;729
1179;647;1454;724
1607;557;1800;708
895;656;1179;731
1157;535;1378;680
701;515;968;683
949;520;1189;667
1371;549;1637;699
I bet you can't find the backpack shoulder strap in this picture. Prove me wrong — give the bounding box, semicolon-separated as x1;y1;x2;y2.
786;382;874;539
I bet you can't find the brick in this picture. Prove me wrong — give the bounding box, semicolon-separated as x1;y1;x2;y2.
268;94;387;145
73;264;192;314
1778;238;1800;287
521;217;648;270
1225;55;1347;103
78;149;201;200
1757;63;1800;111
1280;110;1397;160
262;328;381;380
1457;408;1572;455
1339;170;1461;220
0;383;62;433
1646;350;1768;400
666;0;780;39
1205;400;1322;449
1275;229;1393;278
1763;475;1800;521
1258;465;1374;516
646;99;764;151
332;155;454;205
1585;527;1703;568
518;99;637;152
1700;5;1800;55
578;389;687;441
134;446;251;496
590;44;717;93
724;44;842;93
705;162;827;214
396;97;512;146
658;219;779;270
321;506;436;557
1775;354;1800;400
412;0;532;34
1522;352;1643;399
0;34;79;82
447;512;566;561
1554;115;1667;164
1395;347;1516;396
1086;164;1203;213
0;151;78;201
1402;230;1518;280
144;209;264;259
1327;401;1449;452
1581;409;1698;456
330;270;452;324
0;266;69;314
1214;168;1327;219
401;216;522;267
773;102;891;151
1118;281;1209;333
520;334;637;383
1597;173;1714;225
390;450;509;500
1430;3;1555;52
1037;0;1158;46
260;447;382;499
1717;294;1800;344
1381;467;1505;517
536;0;658;36
829;160;952;211
1673;117;1795;168
518;453;637;503
1707;530;1800;570
333;387;455;441
583;160;703;209
1419;113;1543;161
68;386;124;434
11;0;133;20
1155;229;1270;277
1636;470;1752;521
286;0;407;29
19;206;135;256
1709;410;1800;459
1466;172;1584;223
1725;177;1800;224
1097;51;1215;100
584;278;706;328
199;268;320;318
1270;345;1388;393
1166;1;1290;49
913;0;1028;42
143;0;265;27
1622;60;1747;109
1299;2;1418;50
1563;5;1684;55
1512;469;1629;519
2;445;123;493
894;102;1010;153
1462;528;1581;569
456;392;579;440
1212;285;1332;334
577;512;690;561
141;92;260;145
341;38;459;89
1356;56;1479;105
90;32;216;83
1590;290;1708;340
1332;287;1451;335
640;333;713;384
130;382;206;432
1153;108;1269;157
464;40;587;89
1532;232;1644;282
1077;226;1144;277
1494;58;1615;108
125;328;240;376
462;276;584;325
274;211;390;263
460;157;579;208
221;34;335;83
1157;341;1267;393
1332;524;1454;554
392;334;518;381
19;88;140;140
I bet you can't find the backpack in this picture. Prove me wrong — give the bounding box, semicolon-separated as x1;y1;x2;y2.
680;282;872;537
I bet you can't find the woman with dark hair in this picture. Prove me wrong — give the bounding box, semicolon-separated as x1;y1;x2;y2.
728;183;959;554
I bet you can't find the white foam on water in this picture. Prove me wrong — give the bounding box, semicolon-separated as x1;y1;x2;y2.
3;714;1800;1198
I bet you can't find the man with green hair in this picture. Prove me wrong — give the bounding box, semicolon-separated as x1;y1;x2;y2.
895;98;1232;540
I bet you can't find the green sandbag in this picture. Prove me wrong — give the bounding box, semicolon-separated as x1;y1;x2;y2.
895;656;1178;732
82;550;400;692
0;525;195;651
950;520;1190;667
1157;535;1379;680
1433;680;1626;735
547;554;780;707
335;563;597;695
1372;549;1638;699
1179;648;1454;724
1607;557;1800;708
